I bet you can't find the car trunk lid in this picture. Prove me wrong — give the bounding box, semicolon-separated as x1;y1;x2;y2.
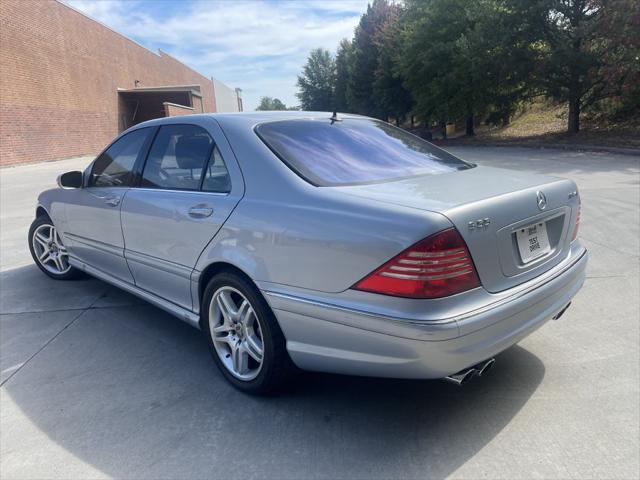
333;165;580;293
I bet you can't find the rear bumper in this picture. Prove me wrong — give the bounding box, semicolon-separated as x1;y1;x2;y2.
264;246;588;379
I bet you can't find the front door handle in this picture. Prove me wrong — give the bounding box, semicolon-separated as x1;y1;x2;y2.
188;205;214;218
104;196;121;207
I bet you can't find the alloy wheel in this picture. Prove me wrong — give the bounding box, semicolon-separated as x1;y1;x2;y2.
209;286;264;381
31;224;71;275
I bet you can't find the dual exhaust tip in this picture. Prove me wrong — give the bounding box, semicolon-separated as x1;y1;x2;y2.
444;358;496;386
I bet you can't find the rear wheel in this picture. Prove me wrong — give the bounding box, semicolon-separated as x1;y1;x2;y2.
202;272;293;394
28;216;80;280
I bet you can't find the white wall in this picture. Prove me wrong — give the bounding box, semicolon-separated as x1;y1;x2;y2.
212;78;241;112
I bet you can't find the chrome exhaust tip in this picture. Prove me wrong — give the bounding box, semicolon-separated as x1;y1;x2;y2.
552;302;571;320
444;368;477;386
443;358;496;386
475;358;495;377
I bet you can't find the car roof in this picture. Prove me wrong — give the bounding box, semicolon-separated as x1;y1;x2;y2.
131;111;366;131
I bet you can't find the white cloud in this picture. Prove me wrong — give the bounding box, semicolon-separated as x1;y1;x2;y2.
65;0;369;110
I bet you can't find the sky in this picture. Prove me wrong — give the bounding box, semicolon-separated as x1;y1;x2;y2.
65;0;370;111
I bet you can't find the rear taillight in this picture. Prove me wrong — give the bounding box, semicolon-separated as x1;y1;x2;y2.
571;202;581;241
353;228;481;299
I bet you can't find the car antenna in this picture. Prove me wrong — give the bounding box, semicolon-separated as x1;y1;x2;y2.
330;111;342;124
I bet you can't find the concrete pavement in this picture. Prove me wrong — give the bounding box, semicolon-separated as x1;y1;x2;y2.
1;147;638;479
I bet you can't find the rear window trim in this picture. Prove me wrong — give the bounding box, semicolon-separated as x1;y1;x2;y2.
253;117;475;188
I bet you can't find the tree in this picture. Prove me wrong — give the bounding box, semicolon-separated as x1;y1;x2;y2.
596;0;640;119
540;0;640;131
400;0;484;135
334;39;353;112
484;0;549;126
400;0;545;135
348;0;397;118
540;0;607;132
296;48;336;111
372;1;413;125
255;96;289;111
599;0;640;117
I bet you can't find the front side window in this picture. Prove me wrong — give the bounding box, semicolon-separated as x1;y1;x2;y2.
141;124;215;191
90;128;151;187
256;118;473;186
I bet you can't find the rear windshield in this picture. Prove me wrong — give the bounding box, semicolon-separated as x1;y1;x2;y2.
255;118;473;186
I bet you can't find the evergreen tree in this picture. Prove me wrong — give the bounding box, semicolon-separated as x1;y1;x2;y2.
400;0;544;135
296;48;336;111
372;1;413;125
348;0;396;118
334;39;353;113
540;0;639;131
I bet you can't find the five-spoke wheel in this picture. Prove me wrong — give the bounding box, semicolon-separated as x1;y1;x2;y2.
31;224;70;274
210;286;264;381
28;215;79;280
202;271;294;393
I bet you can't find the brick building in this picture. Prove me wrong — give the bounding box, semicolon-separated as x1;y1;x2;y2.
0;0;242;166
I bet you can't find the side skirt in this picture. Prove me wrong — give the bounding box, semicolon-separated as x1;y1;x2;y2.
70;257;201;330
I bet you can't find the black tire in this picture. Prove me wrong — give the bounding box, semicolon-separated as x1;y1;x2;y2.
28;215;81;280
201;271;294;394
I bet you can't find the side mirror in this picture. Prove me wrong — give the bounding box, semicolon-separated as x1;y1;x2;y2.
57;171;83;189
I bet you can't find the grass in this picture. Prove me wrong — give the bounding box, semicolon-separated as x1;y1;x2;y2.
447;102;640;149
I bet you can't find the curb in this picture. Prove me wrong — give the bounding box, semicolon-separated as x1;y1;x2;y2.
439;141;640;157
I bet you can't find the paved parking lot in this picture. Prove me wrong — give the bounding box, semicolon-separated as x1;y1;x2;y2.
1;147;639;479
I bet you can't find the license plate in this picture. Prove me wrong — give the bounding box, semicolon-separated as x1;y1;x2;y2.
516;222;551;264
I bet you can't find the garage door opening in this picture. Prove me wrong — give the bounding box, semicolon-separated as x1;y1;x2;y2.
117;85;205;131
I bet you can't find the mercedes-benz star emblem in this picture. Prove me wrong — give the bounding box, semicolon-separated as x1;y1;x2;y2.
536;190;547;211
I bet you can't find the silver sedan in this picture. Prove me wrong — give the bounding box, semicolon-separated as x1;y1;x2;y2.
29;112;587;393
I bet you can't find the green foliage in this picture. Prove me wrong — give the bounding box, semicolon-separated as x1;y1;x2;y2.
295;0;638;133
597;0;640;119
348;0;395;118
255;96;296;111
372;1;414;124
334;39;352;112
296;48;336;111
539;0;607;131
400;0;546;132
540;0;640;130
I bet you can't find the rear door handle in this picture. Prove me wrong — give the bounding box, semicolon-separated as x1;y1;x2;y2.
188;205;214;218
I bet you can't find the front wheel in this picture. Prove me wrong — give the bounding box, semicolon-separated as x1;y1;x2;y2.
202;272;294;394
28;216;80;280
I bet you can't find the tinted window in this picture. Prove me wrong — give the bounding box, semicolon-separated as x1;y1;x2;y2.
256;118;473;186
202;145;231;193
142;124;214;190
90;128;150;187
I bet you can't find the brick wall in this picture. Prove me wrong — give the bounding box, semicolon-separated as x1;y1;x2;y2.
164;102;197;117
0;0;217;166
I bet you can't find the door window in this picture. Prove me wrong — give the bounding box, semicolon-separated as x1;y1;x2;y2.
90;128;151;187
202;145;231;193
141;124;215;191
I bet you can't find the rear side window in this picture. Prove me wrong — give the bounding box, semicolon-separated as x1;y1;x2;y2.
90;128;151;187
256;118;473;186
202;146;231;193
142;124;217;191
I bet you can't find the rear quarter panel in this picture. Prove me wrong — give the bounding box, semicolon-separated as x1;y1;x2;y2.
194;187;453;293
194;119;453;294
